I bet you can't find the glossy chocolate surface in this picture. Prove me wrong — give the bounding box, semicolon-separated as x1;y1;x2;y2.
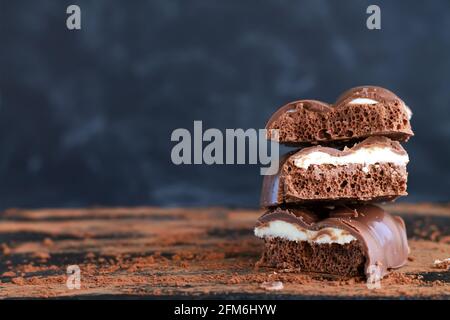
256;205;410;278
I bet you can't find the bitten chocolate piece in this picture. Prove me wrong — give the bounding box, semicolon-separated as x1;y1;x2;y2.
261;136;408;206
254;205;409;278
266;86;413;145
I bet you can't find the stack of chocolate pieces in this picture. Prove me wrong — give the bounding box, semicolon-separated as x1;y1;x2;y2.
255;86;413;279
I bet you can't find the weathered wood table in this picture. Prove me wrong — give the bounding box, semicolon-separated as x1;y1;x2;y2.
0;203;448;299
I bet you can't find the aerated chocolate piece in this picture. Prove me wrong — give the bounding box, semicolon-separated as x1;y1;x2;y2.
261;136;409;206
254;205;409;278
266;86;413;145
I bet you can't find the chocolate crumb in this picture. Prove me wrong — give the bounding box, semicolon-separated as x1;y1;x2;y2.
2;271;16;277
1;244;11;255
383;272;425;286
85;252;95;259
433;258;450;270
439;236;450;244
260;281;284;291
43;238;54;247
11;277;26;285
32;252;50;261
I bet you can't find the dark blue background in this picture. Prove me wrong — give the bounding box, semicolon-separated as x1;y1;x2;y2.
1;0;449;208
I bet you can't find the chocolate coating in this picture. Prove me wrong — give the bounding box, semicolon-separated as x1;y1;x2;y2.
256;205;410;278
335;86;405;108
260;151;292;207
266;99;331;128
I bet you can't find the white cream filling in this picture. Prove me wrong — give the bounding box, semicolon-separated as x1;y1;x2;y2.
348;98;378;105
254;220;357;245
348;98;412;120
293;146;409;170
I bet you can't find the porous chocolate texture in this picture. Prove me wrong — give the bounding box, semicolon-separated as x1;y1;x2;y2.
254;205;410;278
284;162;407;203
266;86;413;146
261;136;408;206
261;238;366;277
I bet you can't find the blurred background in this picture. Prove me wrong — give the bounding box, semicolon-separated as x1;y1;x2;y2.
0;0;449;209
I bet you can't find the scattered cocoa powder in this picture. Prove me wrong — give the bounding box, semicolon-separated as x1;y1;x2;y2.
0;206;448;299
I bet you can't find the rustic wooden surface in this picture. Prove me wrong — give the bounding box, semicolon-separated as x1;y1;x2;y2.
0;203;448;299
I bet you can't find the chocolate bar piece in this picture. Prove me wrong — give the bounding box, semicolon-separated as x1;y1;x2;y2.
254;205;409;278
261;136;408;206
266;86;413;145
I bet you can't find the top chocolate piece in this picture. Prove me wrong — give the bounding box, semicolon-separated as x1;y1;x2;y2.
266;86;413;145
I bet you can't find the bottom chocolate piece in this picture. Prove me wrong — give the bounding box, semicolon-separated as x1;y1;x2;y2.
254;205;409;279
261;238;366;277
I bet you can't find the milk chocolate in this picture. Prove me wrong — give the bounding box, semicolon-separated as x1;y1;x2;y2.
261;136;408;206
266;85;413;145
255;205;409;278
